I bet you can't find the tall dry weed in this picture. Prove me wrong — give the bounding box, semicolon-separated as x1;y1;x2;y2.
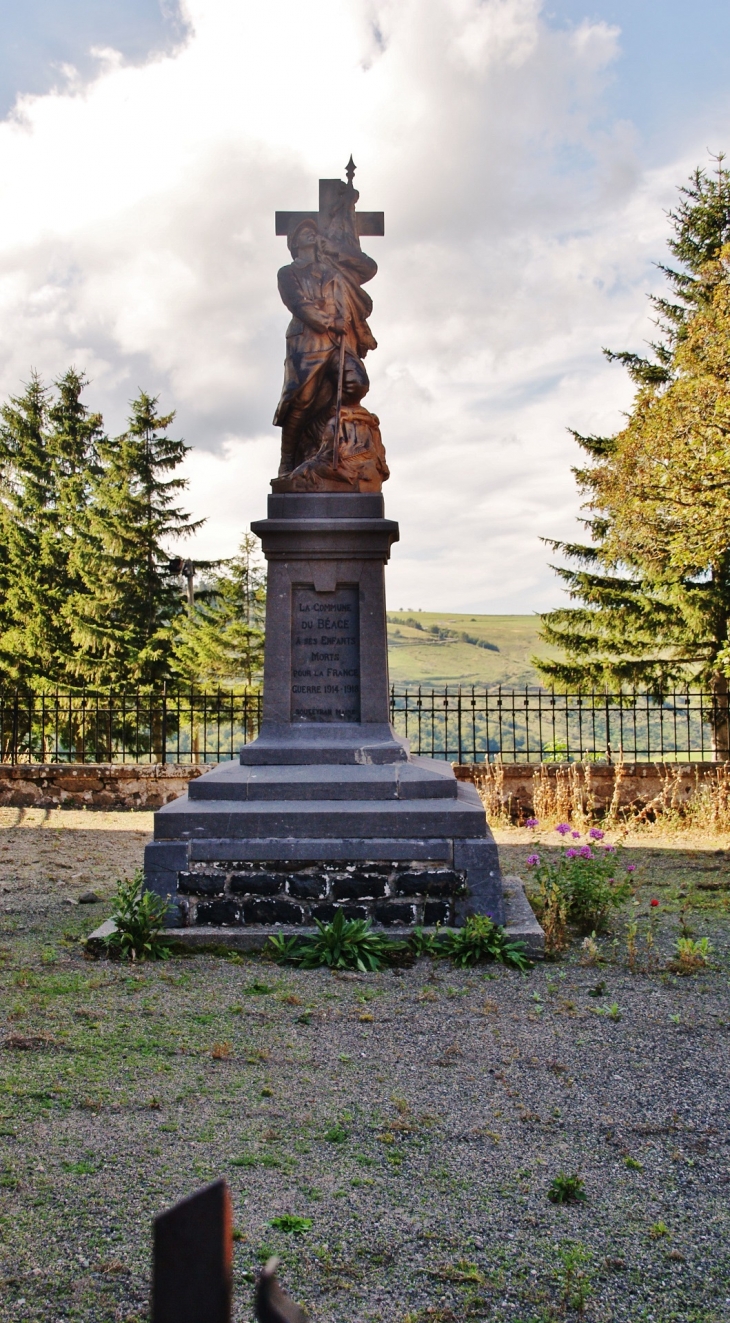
470;758;730;835
472;762;512;825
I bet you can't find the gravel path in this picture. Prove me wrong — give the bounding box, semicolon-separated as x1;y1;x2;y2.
0;811;728;1322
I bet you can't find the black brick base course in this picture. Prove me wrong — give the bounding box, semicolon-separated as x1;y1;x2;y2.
174;860;467;929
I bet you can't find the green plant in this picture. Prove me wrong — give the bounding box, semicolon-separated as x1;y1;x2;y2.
269;1214;312;1234
547;1172;586;1205
624;1156;643;1170
265;910;400;972
649;1220;670;1239
590;1001;622;1021
408;926;441;957
438;916;530;970
530;834;632;934
323;1125;347;1143
103;871;171;962
264;934;304;963
671;936;712;974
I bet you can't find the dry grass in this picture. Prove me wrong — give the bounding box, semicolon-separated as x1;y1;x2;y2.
473;760;730;836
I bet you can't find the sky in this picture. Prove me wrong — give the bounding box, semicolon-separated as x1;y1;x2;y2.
0;0;729;614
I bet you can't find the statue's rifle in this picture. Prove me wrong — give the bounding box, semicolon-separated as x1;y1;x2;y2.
332;312;347;473
330;158;358;474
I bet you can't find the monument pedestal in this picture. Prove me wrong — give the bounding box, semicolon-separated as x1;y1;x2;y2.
144;495;504;930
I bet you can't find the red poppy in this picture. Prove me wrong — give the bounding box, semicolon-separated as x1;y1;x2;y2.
650;898;659;907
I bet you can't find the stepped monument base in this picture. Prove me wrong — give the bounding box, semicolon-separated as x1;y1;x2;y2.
144;494;504;931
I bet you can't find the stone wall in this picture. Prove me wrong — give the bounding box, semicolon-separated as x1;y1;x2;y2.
454;761;730;821
2;758;726;819
0;763;206;811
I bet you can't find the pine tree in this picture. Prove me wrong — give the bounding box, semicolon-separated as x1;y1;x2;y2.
68;393;202;685
170;534;266;687
537;159;730;718
0;370;102;684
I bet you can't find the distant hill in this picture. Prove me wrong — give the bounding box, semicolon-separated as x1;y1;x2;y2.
386;612;558;688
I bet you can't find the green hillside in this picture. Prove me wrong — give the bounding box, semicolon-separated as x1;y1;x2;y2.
386;612;557;688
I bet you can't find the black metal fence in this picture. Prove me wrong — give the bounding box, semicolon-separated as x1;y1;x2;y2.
389;686;730;764
0;686;727;765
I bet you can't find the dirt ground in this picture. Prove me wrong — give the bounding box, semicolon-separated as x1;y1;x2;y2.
0;810;729;1323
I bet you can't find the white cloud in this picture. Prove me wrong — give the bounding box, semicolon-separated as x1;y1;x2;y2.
0;0;722;611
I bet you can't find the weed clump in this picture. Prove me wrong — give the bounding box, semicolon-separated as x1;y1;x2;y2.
669;935;712;974
103;871;171;962
547;1172;586;1204
268;1214;312;1234
437;915;530;970
266;911;398;972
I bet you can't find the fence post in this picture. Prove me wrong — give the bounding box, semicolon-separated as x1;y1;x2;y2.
161;682;167;766
11;690;18;766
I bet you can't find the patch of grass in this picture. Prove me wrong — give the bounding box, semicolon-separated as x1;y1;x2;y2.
323;1124;347;1143
556;1241;592;1312
62;1159;96;1175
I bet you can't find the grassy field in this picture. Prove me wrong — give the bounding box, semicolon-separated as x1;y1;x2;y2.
0;811;729;1322
386;613;555;688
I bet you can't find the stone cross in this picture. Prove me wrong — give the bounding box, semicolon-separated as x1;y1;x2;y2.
275;158;384;240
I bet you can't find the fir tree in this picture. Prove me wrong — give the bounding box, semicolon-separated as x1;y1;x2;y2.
537;158;730;725
170;534;266;687
0;370;102;684
69;392;202;685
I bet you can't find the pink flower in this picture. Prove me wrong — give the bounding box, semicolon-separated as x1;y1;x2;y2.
650;898;659;907
602;843;617;853
579;845;593;860
589;828;605;840
555;823;572;836
626;864;637;873
525;817;539;829
571;831;581;839
526;853;540;867
565;848;578;858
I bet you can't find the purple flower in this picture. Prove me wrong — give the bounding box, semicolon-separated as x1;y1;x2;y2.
602;843;617;854
589;828;605;840
565;848;578;858
526;853;540;867
525;817;539;829
571;831;581;839
555;823;571;836
579;845;593;860
626;863;637;873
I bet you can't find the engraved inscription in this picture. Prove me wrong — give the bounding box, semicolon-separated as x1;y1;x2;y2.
291;584;361;723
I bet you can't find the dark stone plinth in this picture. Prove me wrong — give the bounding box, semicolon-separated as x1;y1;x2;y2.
242;493;402;766
144;494;505;927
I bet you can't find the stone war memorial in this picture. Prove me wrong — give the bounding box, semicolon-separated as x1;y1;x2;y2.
143;161;521;942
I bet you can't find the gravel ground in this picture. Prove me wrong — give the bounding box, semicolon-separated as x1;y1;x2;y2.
0;810;729;1323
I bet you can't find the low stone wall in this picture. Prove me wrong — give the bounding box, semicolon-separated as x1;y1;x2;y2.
3;759;726;819
0;763;206;811
453;760;730;822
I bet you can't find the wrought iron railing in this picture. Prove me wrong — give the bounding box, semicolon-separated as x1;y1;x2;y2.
388;686;730;764
0;686;727;764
